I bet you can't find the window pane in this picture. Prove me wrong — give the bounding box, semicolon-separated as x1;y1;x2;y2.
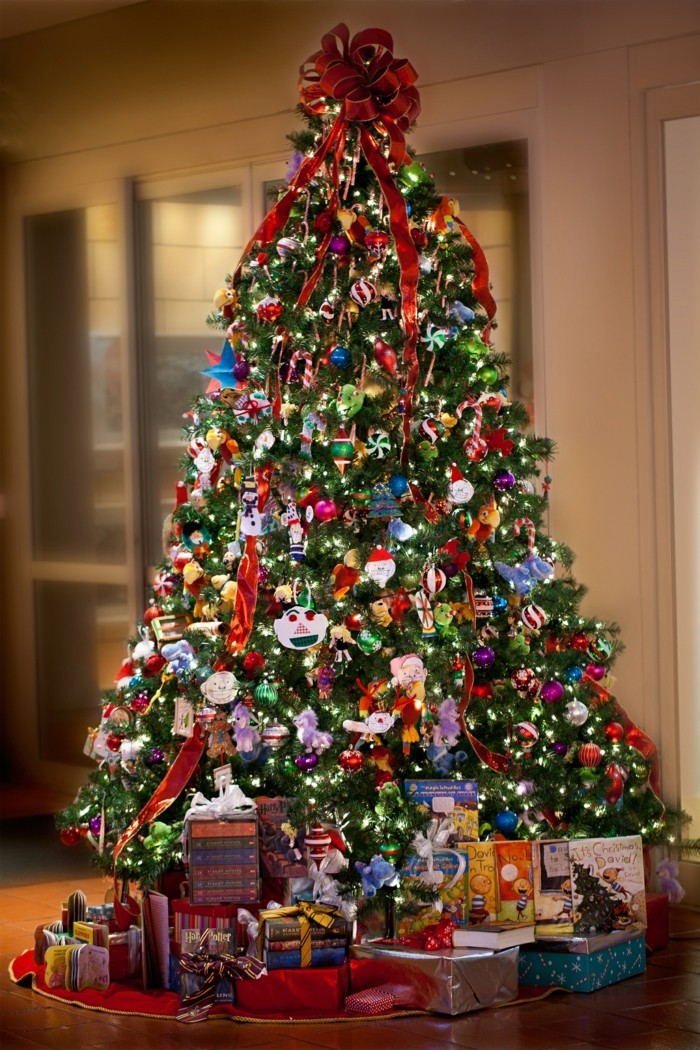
34;580;130;763
138;187;244;568
25;206;126;562
417;141;532;421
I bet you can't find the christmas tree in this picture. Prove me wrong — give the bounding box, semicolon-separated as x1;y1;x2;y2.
58;24;668;904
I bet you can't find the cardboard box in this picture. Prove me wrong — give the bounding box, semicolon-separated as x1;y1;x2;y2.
518;929;646;992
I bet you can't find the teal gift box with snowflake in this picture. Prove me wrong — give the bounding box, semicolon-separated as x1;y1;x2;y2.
518;929;646;992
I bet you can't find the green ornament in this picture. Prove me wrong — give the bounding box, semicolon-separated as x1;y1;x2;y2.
337;383;365;418
464;336;488;359
416;439;438;461
357;628;382;654
254;681;278;703
399;160;429;187
283;758;297;775
380;841;401;859
477;364;499;385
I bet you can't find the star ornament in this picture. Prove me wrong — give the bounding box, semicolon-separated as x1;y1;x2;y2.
201;340;239;392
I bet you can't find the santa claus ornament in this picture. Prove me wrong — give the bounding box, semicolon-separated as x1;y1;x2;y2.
448;463;474;505
365;546;397;586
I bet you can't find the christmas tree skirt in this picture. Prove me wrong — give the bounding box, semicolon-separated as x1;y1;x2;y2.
9;950;566;1022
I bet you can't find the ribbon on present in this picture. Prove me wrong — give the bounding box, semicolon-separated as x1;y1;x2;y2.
410;818;465;896
306;849;356;916
177;952;266;1023
256;901;345;968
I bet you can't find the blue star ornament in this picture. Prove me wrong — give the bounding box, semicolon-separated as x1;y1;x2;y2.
201;340;238;390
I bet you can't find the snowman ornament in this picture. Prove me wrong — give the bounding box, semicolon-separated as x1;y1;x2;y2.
239;476;262;536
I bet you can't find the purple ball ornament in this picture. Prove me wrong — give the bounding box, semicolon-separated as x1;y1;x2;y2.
585;663;606;681
88;815;103;835
550;741;568;756
329;234;351;256
145;747;165;766
472;646;496;669
233;356;251;382
295;753;319;772
493;470;516;492
540;679;564;704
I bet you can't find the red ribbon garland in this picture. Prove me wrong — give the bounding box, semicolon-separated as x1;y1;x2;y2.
112;723;206;881
457;652;511;774
430;197;497;344
226;465;272;654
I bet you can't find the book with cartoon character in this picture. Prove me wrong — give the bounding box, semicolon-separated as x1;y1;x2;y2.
532;839;575;935
404;779;479;844
255;797;308;878
569;835;647;932
457;841;499;924
495;840;534;923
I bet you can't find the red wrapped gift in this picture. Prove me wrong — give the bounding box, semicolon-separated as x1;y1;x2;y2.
645;892;669;951
235;963;349;1016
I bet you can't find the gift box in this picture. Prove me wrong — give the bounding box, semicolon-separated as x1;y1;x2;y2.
644;892;669;951
350;942;518;1015
518;929;646;992
171;900;240;944
235;964;349;1015
175;951;266;1022
108;928;140;981
398;848;469;936
257;904;349;968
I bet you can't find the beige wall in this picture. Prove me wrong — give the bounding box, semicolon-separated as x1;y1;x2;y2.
1;2;699;852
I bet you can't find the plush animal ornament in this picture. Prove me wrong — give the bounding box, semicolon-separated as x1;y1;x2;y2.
466;495;501;545
355;854;399;898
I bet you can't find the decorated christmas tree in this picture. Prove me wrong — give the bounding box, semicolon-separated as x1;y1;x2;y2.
58;24;669;909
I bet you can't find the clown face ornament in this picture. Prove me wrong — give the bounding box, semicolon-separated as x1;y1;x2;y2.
274;606;329;650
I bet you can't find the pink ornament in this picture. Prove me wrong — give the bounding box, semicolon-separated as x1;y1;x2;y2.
314;499;338;522
586;663;606;681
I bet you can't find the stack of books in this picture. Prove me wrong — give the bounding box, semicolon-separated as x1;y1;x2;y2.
188;816;259;905
260;913;349;970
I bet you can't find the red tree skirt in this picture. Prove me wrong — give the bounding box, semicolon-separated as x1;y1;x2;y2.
9;950;566;1023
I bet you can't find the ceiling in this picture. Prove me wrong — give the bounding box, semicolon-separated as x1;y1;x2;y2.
0;0;147;40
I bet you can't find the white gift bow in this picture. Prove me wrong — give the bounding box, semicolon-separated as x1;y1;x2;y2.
411;817;466;900
180;783;257;857
307;848;357;921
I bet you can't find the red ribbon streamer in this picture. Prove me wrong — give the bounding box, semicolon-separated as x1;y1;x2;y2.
430;197;497;344
458;652;511;773
112;723;206;876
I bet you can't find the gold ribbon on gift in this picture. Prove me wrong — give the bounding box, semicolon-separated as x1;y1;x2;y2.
256;901;343;968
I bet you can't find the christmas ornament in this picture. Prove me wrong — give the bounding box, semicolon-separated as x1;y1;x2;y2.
564;665;584;683
578;742;602;767
474;593;494;618
472;646;495;669
357;628;382;654
201;671;238;706
233;355;251;382
368;484;401;519
421;324;450;353
477;363;499;385
314;498;339;522
293;708;333;753
494;810;519;835
493;595;508;615
569;632;590;652
590;636;613;661
367;429;391;458
563;700;589;726
339;749;364;772
274;606;329;649
369;597;393;627
231;702;261;755
422;565;446;595
60;827;81;847
130;691;150;715
388;473;409;497
415;439;438;462
331;427;355;475
337;383;365;418
261;724;290;750
329;345;352;369
604;721;625;743
510;667;538;695
466;496;500;544
242;651;265;677
295;753;318;771
514;721;539;751
585;663;606;681
521;604;547;631
418;416;445;445
254;681;278;704
145;747;165;765
365;229;390;257
493;470;516;492
365;546;396;586
329;624;356;662
550;741;568;756
448;463;474;504
256;295;283;322
350;278;377;307
305;823;332;862
319;300;335;323
373;338;398;376
540;679;564;704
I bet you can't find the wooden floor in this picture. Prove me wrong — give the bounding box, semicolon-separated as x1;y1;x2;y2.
1;789;699;1049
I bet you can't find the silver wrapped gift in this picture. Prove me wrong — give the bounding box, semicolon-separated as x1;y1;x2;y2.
350;943;518;1015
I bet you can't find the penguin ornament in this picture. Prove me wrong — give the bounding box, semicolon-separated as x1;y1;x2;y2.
239;476;262;536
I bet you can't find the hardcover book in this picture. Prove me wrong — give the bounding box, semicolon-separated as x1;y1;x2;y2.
453;921;536;949
255;797;308;878
189;817;260;905
532;839;575;936
404;780;479;843
458;841;499;925
495;841;534;923
569;835;647;933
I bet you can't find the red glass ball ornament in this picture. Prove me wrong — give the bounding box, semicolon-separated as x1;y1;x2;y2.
604;721;625;743
569;632;590;652
60;827;82;847
143;605;163;625
242;651;265;678
578;742;603;768
410;226;429;248
105;731;125;752
314;499;338;522
365;230;390;257
256;295;283;323
143;653;167;677
511;667;537;694
172;549;193;572
585;662;606;681
344;612;363;632
339;749;364;772
471;682;493;700
464;436;489;462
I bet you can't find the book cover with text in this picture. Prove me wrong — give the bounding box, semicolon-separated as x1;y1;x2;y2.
495;840;534;923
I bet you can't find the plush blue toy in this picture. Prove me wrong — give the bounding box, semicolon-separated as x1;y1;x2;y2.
426;742;467;776
161;640;195;677
355;854;399;898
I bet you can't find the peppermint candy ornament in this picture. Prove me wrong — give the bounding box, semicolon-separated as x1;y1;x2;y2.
367;429;391;459
514;721;540;751
419;417;445;445
276;236;301;258
350;278;377;308
319;300;335;323
521;603;547;631
421;324;450;353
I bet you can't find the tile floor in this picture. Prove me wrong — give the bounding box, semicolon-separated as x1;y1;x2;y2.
1;789;699;1049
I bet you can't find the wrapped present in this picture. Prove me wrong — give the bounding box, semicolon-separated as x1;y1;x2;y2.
398;828;469;937
350;942;518;1015
177;952;266;1023
257;903;350;968
109;927;141;981
644;892;669;951
236;964;350;1016
171;900;240;944
518;929;646;992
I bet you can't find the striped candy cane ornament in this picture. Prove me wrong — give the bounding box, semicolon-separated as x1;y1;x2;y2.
287;348;315;388
514;517;536;552
456;398;488;462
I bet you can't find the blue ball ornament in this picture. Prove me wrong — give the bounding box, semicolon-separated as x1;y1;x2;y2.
495;809;519;835
329;346;351;369
388;473;409;497
492;595;508;615
564;665;584;683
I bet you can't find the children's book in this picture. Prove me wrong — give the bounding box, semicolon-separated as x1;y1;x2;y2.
457;841;499;925
495;840;534;923
141;889;170;990
255;797;308;878
532;839;575;936
452;921;535;949
404;780;479;843
569;835;647;933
